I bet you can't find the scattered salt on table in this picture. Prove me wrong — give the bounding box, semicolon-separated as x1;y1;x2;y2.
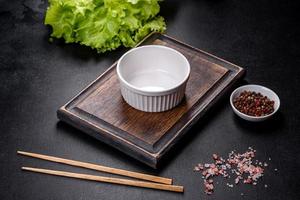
193;147;272;195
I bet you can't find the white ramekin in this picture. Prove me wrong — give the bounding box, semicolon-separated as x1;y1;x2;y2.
116;45;190;112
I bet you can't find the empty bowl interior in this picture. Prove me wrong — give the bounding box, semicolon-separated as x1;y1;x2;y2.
117;45;190;92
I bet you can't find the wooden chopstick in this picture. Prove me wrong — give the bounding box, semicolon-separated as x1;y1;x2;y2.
17;151;172;185
22;167;183;193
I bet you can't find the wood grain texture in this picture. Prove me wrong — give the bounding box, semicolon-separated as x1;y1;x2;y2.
57;33;245;168
76;50;227;146
17;151;172;184
22;167;183;193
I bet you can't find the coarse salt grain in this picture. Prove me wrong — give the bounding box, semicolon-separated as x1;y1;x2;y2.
194;148;269;195
204;163;210;168
213;154;218;160
235;177;240;184
198;164;204;170
227;183;234;188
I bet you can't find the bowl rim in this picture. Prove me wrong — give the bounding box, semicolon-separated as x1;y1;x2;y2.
116;45;191;95
230;84;280;120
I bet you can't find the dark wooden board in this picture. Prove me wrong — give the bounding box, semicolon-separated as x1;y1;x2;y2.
57;33;245;168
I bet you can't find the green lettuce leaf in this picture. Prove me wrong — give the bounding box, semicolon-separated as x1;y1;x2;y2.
45;0;166;53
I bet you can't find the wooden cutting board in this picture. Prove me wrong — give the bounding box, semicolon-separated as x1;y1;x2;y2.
57;33;245;168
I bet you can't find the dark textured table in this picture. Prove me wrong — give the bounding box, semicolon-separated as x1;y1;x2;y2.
1;0;299;199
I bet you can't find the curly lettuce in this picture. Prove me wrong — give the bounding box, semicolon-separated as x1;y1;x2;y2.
45;0;166;53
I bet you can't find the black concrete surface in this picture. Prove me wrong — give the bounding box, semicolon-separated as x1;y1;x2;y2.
0;0;299;199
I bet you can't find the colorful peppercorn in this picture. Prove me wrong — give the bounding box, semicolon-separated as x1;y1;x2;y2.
233;91;275;117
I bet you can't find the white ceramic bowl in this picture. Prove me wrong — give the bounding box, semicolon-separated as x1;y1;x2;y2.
117;45;190;112
230;84;280;122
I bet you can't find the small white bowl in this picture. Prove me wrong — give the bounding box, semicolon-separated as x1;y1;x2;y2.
230;84;280;122
117;45;190;112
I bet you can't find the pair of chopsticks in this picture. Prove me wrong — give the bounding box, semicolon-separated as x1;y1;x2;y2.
18;151;184;193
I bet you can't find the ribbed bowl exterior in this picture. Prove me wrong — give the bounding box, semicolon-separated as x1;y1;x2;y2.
120;83;187;112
